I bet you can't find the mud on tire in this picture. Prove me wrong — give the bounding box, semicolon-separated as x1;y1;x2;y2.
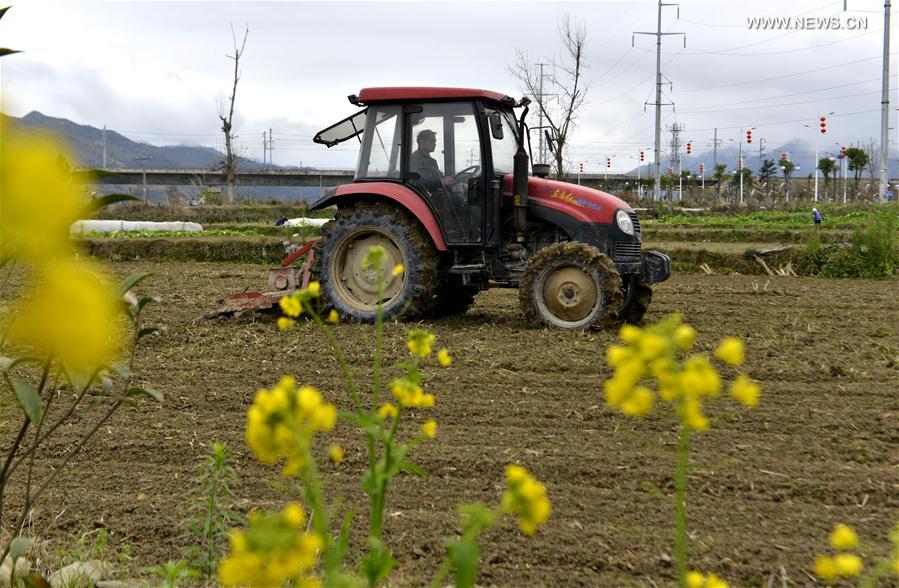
314;202;439;322
618;276;653;324
519;242;623;330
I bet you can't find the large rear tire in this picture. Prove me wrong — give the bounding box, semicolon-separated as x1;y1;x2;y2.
315;202;438;322
618;276;653;324
520;242;623;330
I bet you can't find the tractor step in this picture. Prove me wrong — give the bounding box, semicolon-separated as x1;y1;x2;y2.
448;263;486;274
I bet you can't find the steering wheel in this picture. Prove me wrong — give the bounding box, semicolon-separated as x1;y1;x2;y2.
452;165;481;181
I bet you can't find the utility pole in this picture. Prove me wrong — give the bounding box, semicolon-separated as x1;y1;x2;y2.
262;132;267;165
635;0;684;202
668;123;683;201
269;128;274;167
135;155;151;204
739;129;744;205
537;62;549;164
879;0;891;203
102;125;108;168
758;137;766;173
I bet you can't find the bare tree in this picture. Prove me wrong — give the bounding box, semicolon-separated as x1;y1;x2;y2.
218;24;248;205
509;16;588;180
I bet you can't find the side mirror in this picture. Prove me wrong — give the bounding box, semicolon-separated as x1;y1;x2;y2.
488;113;504;140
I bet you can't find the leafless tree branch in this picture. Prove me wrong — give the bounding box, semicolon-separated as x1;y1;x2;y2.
218;23;248;204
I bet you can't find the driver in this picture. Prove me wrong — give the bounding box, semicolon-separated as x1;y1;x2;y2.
410;129;453;193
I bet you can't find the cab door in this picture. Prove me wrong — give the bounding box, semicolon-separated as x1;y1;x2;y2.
404;101;484;244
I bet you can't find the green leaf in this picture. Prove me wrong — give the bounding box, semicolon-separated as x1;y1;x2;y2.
0;7;11;20
127;387;163;402
137;326;163;340
448;539;480;588
136;295;160;315
100;376;114;396
64;367;95;393
0;48;19;58
398;461;427;478
7;377;43;425
116;272;152;298
0;356;14;371
110;363;131;379
10;536;33;562
359;538;394;586
85;193;139;213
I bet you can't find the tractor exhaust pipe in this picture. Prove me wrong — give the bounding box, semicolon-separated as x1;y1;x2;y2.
513;98;531;241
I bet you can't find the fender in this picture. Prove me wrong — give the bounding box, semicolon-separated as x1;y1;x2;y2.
309;182;448;251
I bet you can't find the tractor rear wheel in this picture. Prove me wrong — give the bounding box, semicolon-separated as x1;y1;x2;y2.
316;202;438;322
520;242;623;330
618;276;653;324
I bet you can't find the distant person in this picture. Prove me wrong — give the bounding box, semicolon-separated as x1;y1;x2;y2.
812;207;822;228
410;129;452;194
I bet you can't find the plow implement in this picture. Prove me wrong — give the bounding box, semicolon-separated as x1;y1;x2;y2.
207;239;318;318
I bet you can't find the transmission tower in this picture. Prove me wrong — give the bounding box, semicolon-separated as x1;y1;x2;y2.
634;1;685;201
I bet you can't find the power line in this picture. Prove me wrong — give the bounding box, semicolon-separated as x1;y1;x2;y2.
678;53;896;93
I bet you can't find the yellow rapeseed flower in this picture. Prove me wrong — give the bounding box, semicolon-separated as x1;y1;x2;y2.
502;464;551;536
636;332;669;361
686;571;705;588
282;502;306;528
833;553;863;577
392;263;404;277
306;281;321;297
619;324;642;344
437;348;452;366
9;261;122;382
729;374;761;407
814;555;839;581
714;337;745;366
328;444;344;463
327;309;339;324
390;378;435;408
407;329;436;358
0;122;87;263
279;295;302;318
277;317;295;331
673;324;697;351
606;344;632;368
619;386;654;417
421;419;437;439
377;403;398;420
219;508;323;587
829;524;859;550
245;377;337;477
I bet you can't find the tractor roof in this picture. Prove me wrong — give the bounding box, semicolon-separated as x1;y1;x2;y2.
356;87;514;105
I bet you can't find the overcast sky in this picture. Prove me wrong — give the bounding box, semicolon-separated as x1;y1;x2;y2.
0;0;895;172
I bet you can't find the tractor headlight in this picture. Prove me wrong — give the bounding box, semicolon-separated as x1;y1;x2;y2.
616;210;635;236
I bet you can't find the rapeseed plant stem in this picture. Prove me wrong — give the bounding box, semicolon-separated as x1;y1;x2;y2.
304;302;362;414
675;423;690;588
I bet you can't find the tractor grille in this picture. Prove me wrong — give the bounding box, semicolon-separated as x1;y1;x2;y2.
627;211;642;240
615;241;642;260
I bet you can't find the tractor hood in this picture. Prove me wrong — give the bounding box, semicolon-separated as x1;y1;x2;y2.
502;175;630;224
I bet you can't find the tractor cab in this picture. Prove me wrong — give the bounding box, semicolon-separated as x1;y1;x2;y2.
314;88;521;247
311;87;670;329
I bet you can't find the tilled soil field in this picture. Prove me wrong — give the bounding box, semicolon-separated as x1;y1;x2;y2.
4;262;898;587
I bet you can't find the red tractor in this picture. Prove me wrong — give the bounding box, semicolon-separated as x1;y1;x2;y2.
310;87;670;329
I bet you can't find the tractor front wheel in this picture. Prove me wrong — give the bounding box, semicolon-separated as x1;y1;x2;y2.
316;203;438;322
618;276;653;324
520;242;623;330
